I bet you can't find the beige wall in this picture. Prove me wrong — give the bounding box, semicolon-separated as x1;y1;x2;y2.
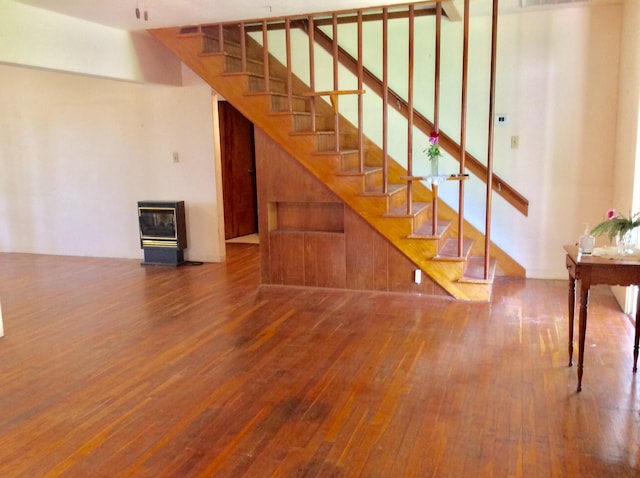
612;0;640;312
0;1;182;84
0;64;223;263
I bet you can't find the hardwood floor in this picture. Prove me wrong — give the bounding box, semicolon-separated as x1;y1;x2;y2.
0;244;639;477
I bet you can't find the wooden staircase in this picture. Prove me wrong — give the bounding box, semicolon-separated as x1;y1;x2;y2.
149;18;522;302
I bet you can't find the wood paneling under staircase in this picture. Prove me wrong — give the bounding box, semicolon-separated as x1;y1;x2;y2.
149;15;523;301
256;127;449;297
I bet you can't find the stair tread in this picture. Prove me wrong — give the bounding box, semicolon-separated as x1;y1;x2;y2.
199;51;225;57
244;72;285;81
460;256;497;283
312;149;359;157
385;201;430;218
409;220;450;238
361;183;406;196
434;237;474;261
339;166;381;176
268;111;333;120
289;130;336;136
222;52;264;64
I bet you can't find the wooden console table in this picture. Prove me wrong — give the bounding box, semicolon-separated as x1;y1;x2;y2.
564;245;640;391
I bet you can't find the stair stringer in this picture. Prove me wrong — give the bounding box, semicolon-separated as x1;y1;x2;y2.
149;27;508;301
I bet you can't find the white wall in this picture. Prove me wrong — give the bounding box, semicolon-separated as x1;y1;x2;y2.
493;5;621;278
0;1;181;85
613;0;640;312
0;1;225;263
0;63;223;263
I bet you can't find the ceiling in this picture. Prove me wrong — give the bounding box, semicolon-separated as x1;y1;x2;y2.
10;0;619;32
10;0;440;32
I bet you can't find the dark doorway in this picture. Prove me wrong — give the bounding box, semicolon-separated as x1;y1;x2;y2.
219;101;258;240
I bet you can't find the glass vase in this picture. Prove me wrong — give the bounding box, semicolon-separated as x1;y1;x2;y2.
616;229;635;255
430;156;439;177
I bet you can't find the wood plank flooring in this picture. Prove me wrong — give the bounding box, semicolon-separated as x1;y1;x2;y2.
0;244;639;477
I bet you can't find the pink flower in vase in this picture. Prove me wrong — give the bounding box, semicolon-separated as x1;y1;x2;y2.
424;131;441;160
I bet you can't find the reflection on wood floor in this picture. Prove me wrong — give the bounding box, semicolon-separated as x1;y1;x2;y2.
0;244;639;477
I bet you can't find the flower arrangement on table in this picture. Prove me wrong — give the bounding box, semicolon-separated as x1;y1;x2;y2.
424;131;441;177
591;209;640;254
424;131;441;160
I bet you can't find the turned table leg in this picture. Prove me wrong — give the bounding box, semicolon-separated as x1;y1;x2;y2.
577;281;589;392
568;275;575;367
634;289;640;372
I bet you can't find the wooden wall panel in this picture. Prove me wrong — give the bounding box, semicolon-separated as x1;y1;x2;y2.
277;202;344;232
304;232;346;288
255;127;447;297
255;129;337;204
270;231;305;285
344;207;377;290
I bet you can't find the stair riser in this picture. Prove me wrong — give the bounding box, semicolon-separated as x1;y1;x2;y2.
248;76;287;94
411;205;432;232
340;152;362;171
316;133;355;152
293;115;334;132
225;57;264;75
271;95;310;113
202;35;222;54
364;169;383;190
388;188;408;211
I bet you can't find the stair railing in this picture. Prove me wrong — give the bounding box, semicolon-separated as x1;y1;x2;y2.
201;1;506;279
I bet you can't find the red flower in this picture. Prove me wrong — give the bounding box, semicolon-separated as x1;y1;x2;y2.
607;208;617;220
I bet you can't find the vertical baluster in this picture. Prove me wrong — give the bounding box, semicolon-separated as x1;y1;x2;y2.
431;2;441;236
332;14;339;152
285;18;293;112
308;15;317;132
406;5;415;215
218;24;223;53
485;0;499;279
240;22;246;72
382;7;389;194
458;0;469;257
434;5;441;133
357;10;364;172
262;20;270;93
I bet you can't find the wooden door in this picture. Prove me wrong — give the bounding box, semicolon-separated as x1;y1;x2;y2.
219;101;258;239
